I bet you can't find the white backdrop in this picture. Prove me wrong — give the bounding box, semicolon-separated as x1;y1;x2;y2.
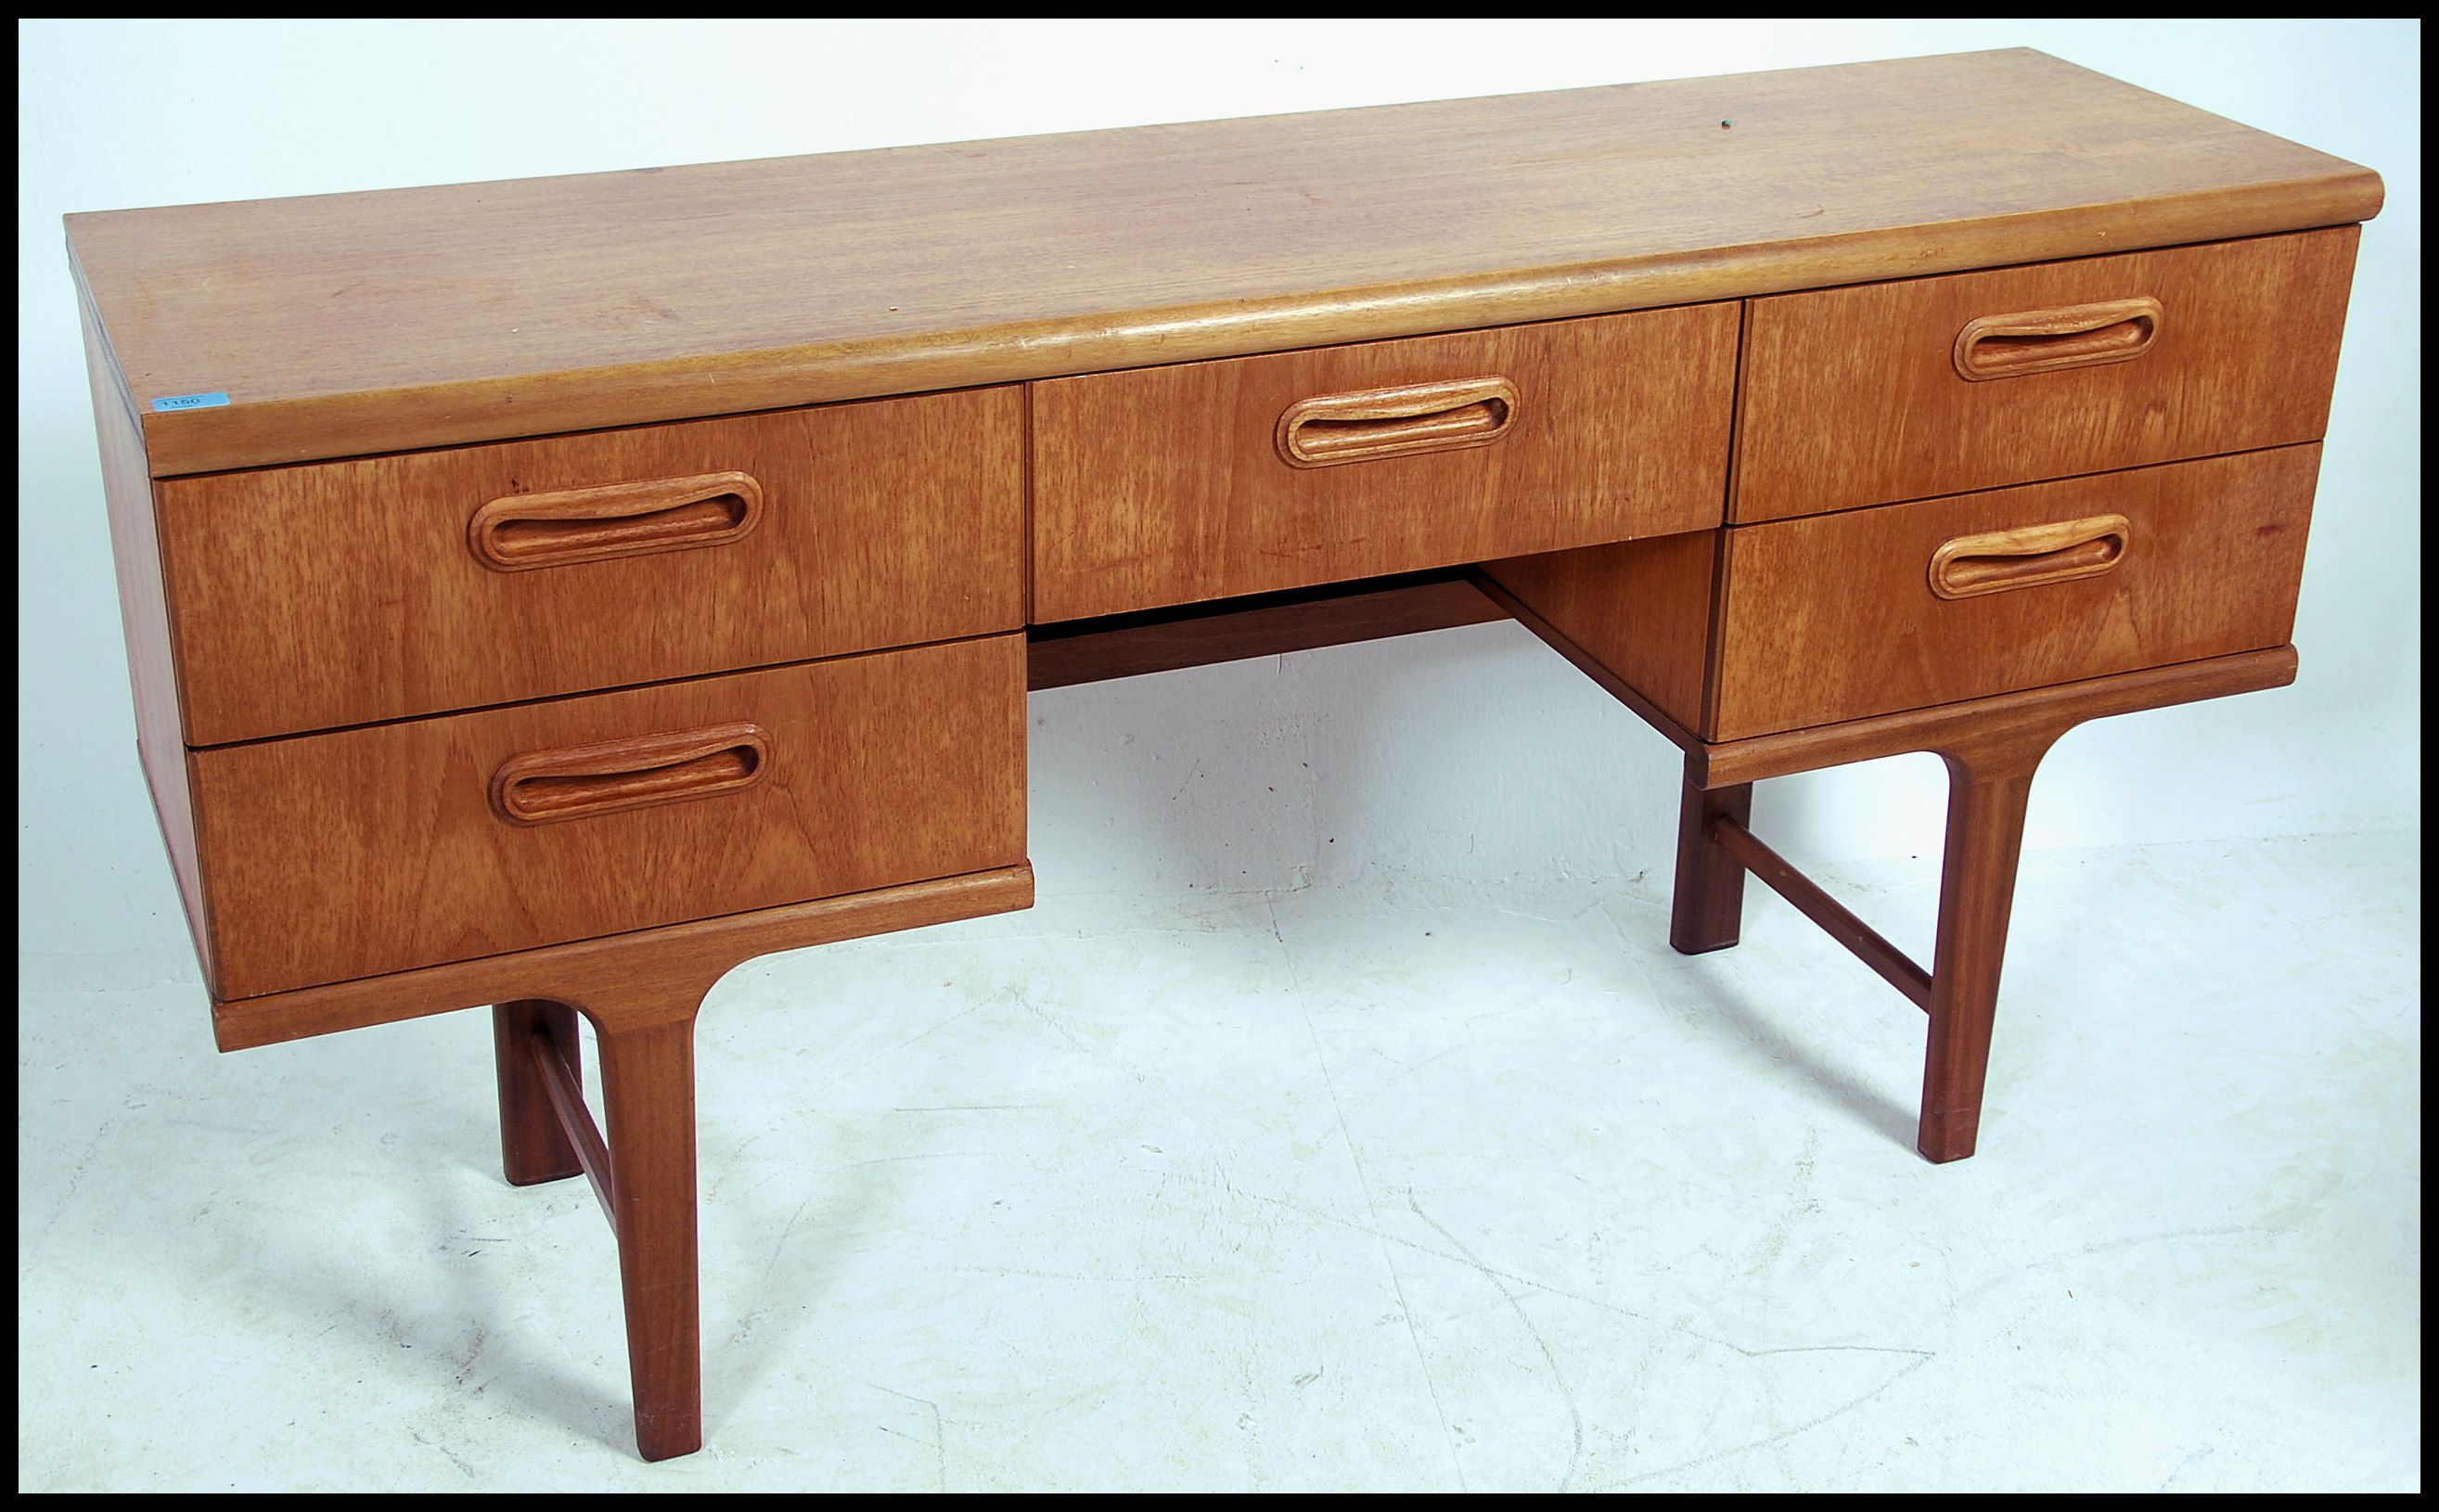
17;19;2420;961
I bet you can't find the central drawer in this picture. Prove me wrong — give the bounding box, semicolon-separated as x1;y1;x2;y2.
186;634;1027;1000
158;388;1026;746
1030;305;1739;621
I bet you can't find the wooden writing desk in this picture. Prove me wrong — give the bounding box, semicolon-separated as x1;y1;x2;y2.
67;50;2382;1461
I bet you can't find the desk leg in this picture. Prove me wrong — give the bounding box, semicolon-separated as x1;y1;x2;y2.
584;1005;705;1462
493;1000;584;1185
1917;750;2043;1164
1671;766;1753;955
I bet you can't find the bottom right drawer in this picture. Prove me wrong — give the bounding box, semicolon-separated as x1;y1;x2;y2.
1710;446;2320;740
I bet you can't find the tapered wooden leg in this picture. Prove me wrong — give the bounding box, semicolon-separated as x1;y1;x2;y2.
493;1000;583;1186
1917;752;2042;1164
1671;770;1753;955
591;1011;703;1462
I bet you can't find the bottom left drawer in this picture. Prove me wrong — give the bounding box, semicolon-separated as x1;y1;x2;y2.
186;634;1027;1000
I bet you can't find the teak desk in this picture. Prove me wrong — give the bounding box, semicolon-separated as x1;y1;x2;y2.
69;51;2382;1461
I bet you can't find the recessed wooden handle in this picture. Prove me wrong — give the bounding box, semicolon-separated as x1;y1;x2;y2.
1275;376;1518;468
1929;514;2131;600
469;470;764;571
1952;297;2162;381
490;722;772;826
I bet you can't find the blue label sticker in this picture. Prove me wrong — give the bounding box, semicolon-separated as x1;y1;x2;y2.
150;391;230;412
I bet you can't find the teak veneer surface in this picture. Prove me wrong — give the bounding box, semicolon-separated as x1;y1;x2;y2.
80;302;212;974
211;865;1038;1051
1694;646;2300;790
160;387;1024;745
62;41;2390;1467
1033;306;1735;619
65;49;2381;476
1483;532;1724;735
1712;447;2320;739
188;635;1027;999
1733;228;2359;520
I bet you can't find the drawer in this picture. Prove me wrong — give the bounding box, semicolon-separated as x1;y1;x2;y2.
1031;305;1738;621
186;634;1026;999
158;388;1025;745
1710;447;2318;740
1731;228;2358;522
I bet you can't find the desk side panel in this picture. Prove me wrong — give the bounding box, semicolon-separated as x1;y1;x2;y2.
78;298;215;981
1483;531;1723;737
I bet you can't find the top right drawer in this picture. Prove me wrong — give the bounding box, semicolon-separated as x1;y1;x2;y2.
1731;227;2360;522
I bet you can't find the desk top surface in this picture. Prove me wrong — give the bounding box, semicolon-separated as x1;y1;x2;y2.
69;47;2381;478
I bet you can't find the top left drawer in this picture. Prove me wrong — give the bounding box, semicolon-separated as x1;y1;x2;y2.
156;387;1025;745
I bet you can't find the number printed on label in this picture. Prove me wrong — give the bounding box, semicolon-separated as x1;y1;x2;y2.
150;391;231;412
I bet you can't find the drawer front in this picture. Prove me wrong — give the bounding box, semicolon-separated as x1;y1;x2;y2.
188;635;1026;999
1712;447;2318;740
1732;228;2357;523
160;388;1025;745
1031;305;1739;621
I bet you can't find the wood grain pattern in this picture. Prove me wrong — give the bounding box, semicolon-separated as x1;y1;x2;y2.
487;722;772;826
64;49;2381;477
188;635;1027;1000
494;1000;584;1186
1682;647;2293;1164
467;469;764;572
158;389;1023;746
595;1012;702;1460
1034;306;1736;619
1482;530;1723;735
1918;750;2042;1163
1274;377;1518;467
526;1019;615;1217
1712;447;2320;740
1668;770;1751;955
1662;647;2302;1164
78;295;217;979
1709;813;1932;1009
1694;647;2299;791
1733;228;2359;520
1471;566;1704;753
1027;571;1506;691
300;879;1057;1461
212;865;1036;1051
1951;296;2162;381
58;45;2387;1459
1926;514;2130;601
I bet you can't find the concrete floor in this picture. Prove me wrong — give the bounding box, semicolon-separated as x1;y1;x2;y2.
17;831;2420;1491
